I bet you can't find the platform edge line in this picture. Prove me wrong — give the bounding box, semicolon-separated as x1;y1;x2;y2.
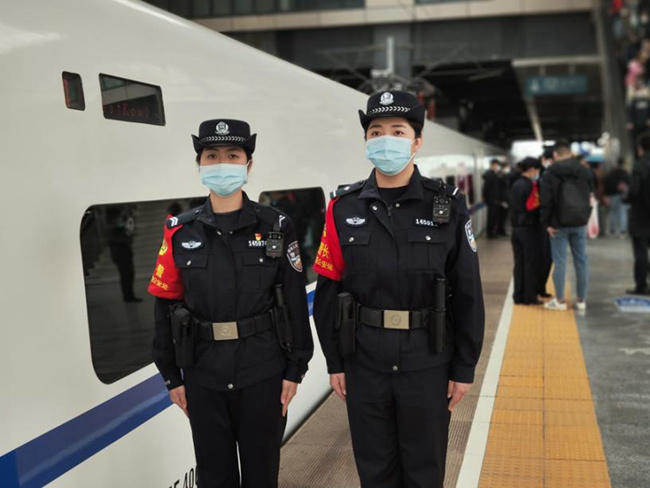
455;279;514;488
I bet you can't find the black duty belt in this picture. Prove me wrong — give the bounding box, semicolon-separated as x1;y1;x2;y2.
358;305;431;330
195;311;274;341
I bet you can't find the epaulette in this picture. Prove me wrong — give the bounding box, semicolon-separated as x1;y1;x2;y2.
330;179;366;199
254;202;286;227
166;205;202;229
422;177;461;199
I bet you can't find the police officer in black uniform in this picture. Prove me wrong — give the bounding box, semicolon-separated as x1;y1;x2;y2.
510;157;543;305
148;119;313;488
312;91;485;488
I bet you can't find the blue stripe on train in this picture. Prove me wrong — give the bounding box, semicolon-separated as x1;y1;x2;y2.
0;289;316;487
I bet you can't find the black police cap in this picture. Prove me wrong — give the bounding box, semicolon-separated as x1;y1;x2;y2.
192;119;257;154
358;90;426;130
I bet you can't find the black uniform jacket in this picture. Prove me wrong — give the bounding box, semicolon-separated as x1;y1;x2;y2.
510;177;541;227
312;166;484;384
148;193;313;391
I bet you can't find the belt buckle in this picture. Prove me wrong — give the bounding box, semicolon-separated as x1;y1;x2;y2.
383;310;409;330
212;321;239;341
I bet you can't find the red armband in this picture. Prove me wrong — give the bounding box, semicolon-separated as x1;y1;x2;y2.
313;198;345;281
147;215;184;300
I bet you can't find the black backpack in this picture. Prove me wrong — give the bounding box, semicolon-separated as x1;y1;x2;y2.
557;170;591;227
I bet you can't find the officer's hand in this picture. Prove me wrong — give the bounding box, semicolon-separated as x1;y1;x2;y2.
447;381;471;412
169;385;188;418
330;373;346;401
281;380;298;417
547;226;558;237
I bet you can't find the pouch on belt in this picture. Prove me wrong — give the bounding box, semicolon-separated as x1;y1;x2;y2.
337;292;357;357
169;303;195;368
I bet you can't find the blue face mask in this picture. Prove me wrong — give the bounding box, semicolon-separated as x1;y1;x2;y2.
200;163;249;196
365;136;414;176
530;174;539;181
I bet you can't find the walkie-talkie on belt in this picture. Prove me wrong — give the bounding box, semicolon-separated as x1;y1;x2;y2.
266;216;284;258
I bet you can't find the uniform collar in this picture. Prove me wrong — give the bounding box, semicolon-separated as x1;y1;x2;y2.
197;191;259;231
358;165;425;202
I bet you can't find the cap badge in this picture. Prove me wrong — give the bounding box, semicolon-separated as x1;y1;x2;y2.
379;92;394;106
215;121;230;135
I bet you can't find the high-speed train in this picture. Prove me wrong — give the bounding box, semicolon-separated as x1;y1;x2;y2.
0;1;502;486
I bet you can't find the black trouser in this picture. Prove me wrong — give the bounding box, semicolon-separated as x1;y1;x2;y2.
537;230;552;295
108;243;136;300
185;374;286;488
632;235;650;291
345;361;451;488
487;203;500;237
512;226;542;303
498;205;508;235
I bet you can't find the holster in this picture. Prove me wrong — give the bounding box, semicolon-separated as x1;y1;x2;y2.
337;292;357;357
169;303;195;368
431;277;447;354
274;284;293;352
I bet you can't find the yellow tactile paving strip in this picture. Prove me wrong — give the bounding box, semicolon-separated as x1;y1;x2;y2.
478;292;612;488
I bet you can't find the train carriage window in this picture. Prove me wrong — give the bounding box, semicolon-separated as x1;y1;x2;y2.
99;74;165;126
81;197;204;384
62;72;85;110
258;188;326;284
192;0;211;17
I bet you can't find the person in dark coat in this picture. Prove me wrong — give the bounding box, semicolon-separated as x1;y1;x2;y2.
627;132;650;295
604;158;631;236
483;159;501;238
510;158;543;305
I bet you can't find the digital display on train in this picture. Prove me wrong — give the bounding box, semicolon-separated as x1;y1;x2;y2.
99;74;165;126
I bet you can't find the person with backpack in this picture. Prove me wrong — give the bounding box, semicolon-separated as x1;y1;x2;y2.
627;132;650;295
540;140;595;311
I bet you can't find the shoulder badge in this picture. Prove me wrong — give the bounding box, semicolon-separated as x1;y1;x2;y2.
421;177;460;200
166;206;202;229
465;220;477;253
330;180;366;199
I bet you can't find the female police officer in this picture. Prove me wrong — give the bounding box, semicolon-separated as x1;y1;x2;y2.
313;91;485;488
148;119;313;488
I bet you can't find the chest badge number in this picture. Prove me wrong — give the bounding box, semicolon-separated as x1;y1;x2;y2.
181;240;203;250
415;218;437;228
345;216;367;227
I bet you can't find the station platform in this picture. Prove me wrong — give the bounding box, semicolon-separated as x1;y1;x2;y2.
278;235;650;488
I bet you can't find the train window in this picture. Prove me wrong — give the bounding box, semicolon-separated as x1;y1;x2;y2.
192;0;211;17
62;72;85;110
258;188;326;284
81;197;204;384
99;74;165;126
234;0;254;15
212;0;232;16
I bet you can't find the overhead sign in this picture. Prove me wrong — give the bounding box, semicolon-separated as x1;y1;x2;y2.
525;75;588;97
614;296;650;313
